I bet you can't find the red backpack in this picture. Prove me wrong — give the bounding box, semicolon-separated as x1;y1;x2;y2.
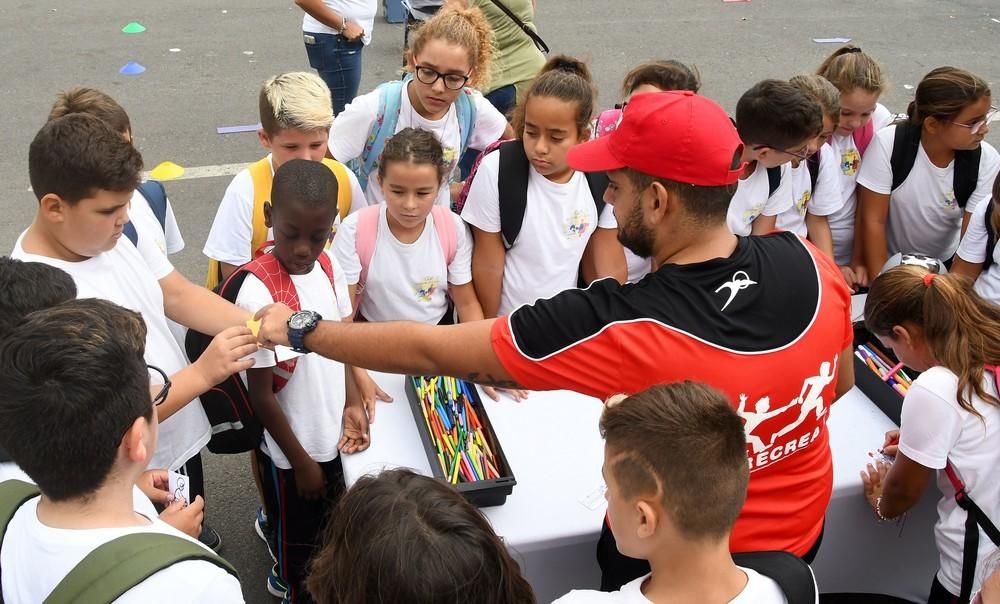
184;244;337;454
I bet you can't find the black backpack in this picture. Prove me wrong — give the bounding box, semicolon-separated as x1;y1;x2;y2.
889;122;982;209
732;551;817;604
490;140;609;250
983;197;998;272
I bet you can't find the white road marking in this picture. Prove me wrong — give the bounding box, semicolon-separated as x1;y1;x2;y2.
143;162;252;182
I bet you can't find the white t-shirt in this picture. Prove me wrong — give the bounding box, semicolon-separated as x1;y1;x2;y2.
775;144;844;237
599;204;651;283
857;126;1000;261
202;155;366;267
898;366;1000;597
553;568;792;604
332;206;473;323
329;80;508;207
826;103;894;265
302;0;377;45
11;234;211;472
235;251;353;470
726;162;794;236
956;198;1000;303
0;465;158;519
0;497;243;603
461;151;616;315
130;187;185;258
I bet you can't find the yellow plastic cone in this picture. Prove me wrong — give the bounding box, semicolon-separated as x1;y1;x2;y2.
149;161;185;181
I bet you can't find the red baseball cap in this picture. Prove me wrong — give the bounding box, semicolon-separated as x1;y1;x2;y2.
569;91;745;186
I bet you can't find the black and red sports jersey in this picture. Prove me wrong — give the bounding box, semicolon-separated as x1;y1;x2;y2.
491;232;853;556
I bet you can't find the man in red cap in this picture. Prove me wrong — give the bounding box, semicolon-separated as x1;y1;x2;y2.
255;91;854;587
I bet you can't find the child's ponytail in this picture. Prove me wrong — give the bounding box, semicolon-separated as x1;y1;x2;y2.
905;66;990;127
816;45;886;95
408;6;496;90
511;54;596;138
866;266;1000;415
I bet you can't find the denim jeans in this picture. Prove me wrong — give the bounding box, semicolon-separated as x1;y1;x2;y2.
304;32;364;116
458;84;518;179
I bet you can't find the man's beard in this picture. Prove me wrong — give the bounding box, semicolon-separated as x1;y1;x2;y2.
617;197;655;259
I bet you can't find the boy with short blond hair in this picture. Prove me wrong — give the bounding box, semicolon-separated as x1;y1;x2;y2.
555;382;810;603
203;71;365;288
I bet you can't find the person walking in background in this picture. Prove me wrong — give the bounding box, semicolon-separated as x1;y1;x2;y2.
295;0;378;115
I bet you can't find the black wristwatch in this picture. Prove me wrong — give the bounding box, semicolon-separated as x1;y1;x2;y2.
287;310;322;353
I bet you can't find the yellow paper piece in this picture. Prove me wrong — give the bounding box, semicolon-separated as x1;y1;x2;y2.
149;161;185;181
246;318;261;337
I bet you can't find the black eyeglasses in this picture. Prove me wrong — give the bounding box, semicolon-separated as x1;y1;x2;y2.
752;143;810;162
413;65;471;91
148;364;171;407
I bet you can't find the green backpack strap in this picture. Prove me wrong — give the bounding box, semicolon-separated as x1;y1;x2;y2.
44;532;239;604
0;479;42;604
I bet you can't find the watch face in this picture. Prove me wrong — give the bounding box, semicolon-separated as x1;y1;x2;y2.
289;312;315;330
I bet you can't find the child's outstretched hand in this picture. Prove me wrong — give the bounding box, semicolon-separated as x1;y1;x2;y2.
136;469;172;506
860;459;890;510
193;326;258;387
159;495;205;538
339;405;371;454
353;369;393;423
482;386;530;403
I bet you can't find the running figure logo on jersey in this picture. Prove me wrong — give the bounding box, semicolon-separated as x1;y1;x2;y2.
737;355;837;472
840;149;861;176
715;271;757;311
414;276;440;302
564;209;590;239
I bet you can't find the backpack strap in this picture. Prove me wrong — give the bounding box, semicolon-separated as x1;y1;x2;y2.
0;479;41;603
123;181;170;248
240;250;302;392
890;123;922;192
352;79;406;193
44;532;238;604
498;140;531;249
731;551;817;604
853;119;875;158
455;138;511;213
354;205;383;302
984;198;997;272
584;171;609;217
953;146;983;209
321;158;353;222
205;157;273;290
766;166;782;197
806;147;821;195
454;87;478;162
430;206;459;267
137;181;169;231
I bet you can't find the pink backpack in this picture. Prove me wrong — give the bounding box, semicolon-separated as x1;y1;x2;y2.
354;205;458;312
594;108;622;139
853;119;874;157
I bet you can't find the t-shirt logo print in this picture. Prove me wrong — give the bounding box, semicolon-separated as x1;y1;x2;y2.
715;270;757;311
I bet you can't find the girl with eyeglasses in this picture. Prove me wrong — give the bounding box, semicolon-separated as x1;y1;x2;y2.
857;67;1000;279
329;5;513;209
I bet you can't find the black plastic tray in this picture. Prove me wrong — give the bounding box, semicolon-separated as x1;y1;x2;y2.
405;376;516;507
852;323;918;426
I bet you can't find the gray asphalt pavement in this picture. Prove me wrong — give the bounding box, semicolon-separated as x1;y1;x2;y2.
1;1;998;602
